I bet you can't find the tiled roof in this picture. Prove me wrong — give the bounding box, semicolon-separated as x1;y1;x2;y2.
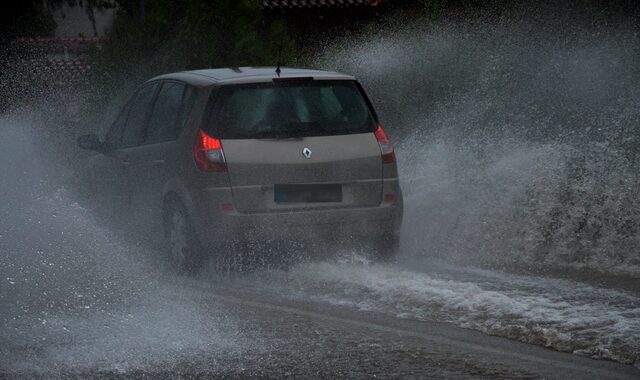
15;57;92;85
263;0;382;9
12;37;100;85
15;36;100;45
14;37;100;55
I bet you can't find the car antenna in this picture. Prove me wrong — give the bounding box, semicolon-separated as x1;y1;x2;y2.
275;32;284;77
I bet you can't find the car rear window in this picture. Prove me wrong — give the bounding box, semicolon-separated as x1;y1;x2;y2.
206;80;377;139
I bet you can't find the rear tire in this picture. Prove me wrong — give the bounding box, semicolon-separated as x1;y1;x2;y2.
164;201;205;274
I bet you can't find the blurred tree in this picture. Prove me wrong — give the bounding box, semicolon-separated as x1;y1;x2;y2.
46;1;118;37
93;0;296;76
82;0;298;129
0;1;57;43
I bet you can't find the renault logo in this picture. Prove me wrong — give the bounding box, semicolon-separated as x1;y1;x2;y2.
302;147;312;159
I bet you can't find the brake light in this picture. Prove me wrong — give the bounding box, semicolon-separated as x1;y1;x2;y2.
374;124;396;164
193;130;227;172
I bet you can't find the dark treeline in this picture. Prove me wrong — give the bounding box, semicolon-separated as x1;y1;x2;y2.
3;0;639;112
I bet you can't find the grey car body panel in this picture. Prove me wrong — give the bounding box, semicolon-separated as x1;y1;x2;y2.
81;67;403;250
222;133;383;213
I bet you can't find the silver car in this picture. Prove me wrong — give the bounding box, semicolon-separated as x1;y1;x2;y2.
77;67;403;271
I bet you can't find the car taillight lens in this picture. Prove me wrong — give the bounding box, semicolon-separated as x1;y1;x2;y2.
193;130;227;172
374;124;396;164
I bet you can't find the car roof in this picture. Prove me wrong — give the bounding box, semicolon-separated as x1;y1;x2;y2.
148;67;355;87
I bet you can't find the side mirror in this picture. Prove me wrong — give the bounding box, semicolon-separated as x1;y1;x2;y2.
77;134;104;152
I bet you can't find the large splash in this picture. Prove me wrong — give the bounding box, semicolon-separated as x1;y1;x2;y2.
2;7;640;373
0;116;248;375
316;12;640;277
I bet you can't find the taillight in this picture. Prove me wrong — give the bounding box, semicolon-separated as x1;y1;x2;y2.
193;130;227;172
374;124;396;164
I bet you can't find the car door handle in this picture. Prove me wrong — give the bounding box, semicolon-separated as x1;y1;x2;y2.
152;159;165;167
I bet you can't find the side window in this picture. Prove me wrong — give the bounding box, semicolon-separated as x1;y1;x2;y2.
121;83;158;148
176;86;197;136
146;82;185;144
104;101;130;150
145;83;197;144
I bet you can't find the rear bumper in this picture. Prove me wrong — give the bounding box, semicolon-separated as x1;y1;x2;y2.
191;192;403;249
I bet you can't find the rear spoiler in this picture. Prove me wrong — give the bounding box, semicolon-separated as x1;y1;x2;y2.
272;76;314;83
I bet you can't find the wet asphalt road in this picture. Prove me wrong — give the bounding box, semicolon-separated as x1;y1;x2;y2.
152;281;640;379
3;266;640;378
1;187;639;379
1;123;639;379
3;266;640;379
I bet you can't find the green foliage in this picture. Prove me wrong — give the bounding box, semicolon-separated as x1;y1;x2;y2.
0;0;57;42
49;1;118;37
83;0;300;125
91;0;299;87
422;0;451;15
419;0;490;18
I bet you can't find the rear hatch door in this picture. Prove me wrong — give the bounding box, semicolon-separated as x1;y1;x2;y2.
208;79;382;213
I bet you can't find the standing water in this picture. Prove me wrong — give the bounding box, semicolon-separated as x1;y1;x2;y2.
265;9;640;365
1;6;640;375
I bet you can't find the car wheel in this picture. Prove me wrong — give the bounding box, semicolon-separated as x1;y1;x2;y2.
165;202;204;273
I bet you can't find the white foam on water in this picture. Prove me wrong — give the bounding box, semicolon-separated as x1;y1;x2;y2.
248;259;640;365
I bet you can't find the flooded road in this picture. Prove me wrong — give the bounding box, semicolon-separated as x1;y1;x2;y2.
1;117;639;378
3;9;640;377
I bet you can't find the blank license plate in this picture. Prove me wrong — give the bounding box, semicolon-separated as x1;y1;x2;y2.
274;184;342;203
